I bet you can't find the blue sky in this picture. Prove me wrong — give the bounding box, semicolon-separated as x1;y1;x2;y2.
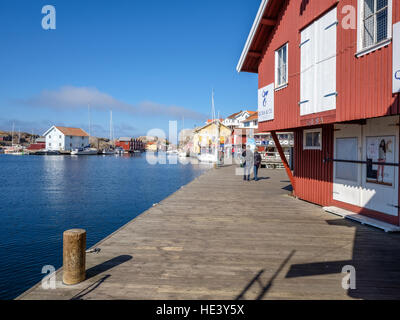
0;0;259;138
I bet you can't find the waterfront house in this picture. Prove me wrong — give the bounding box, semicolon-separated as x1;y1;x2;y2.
237;0;400;225
43;126;89;151
223;110;257;130
115;137;145;153
145;141;158;152
240;112;258;129
27;141;46;152
192;120;232;155
116;137;131;152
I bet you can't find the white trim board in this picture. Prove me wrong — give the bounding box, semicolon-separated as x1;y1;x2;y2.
237;0;270;72
323;206;400;233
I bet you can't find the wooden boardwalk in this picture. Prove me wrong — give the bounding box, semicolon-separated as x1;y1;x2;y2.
19;165;400;300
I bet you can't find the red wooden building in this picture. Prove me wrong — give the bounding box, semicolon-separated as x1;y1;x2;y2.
115;138;145;153
238;0;400;225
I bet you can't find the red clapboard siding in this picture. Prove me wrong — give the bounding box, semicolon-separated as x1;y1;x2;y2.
256;0;400;133
293;125;334;207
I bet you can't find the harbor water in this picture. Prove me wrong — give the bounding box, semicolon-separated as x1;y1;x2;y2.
0;153;208;299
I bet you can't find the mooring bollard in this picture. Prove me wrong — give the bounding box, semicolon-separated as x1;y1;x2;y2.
63;229;86;285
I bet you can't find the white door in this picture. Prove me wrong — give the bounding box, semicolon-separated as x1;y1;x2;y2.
333;124;362;207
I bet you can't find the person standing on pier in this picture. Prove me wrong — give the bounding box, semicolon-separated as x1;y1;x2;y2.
254;150;262;181
242;145;254;181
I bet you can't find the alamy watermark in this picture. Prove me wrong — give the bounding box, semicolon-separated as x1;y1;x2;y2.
41;5;56;30
342;265;356;290
41;265;57;289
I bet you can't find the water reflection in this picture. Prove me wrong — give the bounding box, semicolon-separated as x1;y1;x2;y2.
0;154;207;299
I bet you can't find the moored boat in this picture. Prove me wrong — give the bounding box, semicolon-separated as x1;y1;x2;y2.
4;146;25;155
102;149;115;155
71;147;98;155
114;147;124;155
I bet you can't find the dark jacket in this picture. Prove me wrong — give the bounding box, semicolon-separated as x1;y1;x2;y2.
254;151;262;168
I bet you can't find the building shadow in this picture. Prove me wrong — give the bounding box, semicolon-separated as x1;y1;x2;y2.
285;219;400;299
236;250;295;300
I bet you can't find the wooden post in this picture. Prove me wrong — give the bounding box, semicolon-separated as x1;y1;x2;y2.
271;131;296;196
63;229;86;285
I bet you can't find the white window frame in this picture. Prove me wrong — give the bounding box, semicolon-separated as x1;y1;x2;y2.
303;128;323;150
356;0;392;57
275;43;288;90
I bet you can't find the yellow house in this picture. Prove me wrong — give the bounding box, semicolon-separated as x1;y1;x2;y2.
192;121;232;154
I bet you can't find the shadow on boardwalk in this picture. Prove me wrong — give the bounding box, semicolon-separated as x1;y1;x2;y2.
285;219;400;300
18;166;400;300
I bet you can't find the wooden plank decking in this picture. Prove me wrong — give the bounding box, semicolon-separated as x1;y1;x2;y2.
18;165;400;300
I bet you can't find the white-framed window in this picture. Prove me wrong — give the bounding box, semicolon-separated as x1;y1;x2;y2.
303;128;322;150
275;43;288;88
335;137;359;182
357;0;392;55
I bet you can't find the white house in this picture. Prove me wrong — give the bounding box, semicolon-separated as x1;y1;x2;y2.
240;112;258;129
223;110;257;129
43;126;89;151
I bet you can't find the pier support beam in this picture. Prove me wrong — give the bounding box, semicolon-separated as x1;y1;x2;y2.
63;229;86;285
271;131;296;196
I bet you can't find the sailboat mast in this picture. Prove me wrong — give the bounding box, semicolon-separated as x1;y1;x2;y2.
11;123;14;147
88;104;91;138
211;89;215;122
110;110;112;142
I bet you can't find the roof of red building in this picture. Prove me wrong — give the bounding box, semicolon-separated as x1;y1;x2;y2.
55;126;89;137
237;0;282;73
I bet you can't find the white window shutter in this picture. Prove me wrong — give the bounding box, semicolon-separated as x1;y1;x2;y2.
316;7;337;113
300;23;315;116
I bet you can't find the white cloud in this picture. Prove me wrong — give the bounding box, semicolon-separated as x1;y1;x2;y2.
18;86;207;121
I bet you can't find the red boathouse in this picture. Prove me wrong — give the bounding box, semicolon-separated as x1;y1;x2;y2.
238;0;400;225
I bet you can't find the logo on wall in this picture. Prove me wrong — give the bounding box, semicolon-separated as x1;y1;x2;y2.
395;70;400;80
262;90;269;107
258;83;274;122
